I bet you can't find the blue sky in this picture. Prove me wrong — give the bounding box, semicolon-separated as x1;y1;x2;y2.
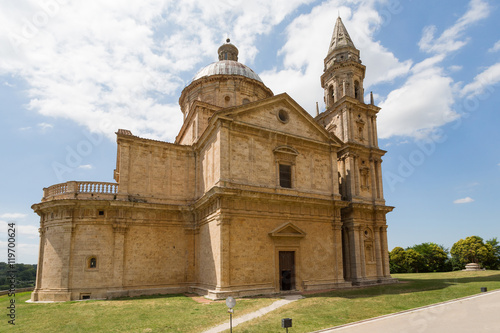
0;0;499;265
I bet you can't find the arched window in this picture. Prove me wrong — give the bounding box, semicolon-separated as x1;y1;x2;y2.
328;85;334;106
88;257;97;269
354;81;360;100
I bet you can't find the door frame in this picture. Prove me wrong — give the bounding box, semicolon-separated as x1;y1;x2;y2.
274;246;301;292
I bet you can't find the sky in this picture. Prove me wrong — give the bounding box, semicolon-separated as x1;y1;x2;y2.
0;0;499;265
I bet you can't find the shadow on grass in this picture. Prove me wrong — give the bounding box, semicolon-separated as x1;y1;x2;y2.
105;293;189;302
305;273;500;300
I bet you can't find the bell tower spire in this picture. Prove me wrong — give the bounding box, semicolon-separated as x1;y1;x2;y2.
321;17;365;107
327;16;357;55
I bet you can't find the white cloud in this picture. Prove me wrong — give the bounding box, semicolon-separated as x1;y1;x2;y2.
460;62;500;98
37;122;53;131
261;0;411;113
0;0;314;142
378;62;458;139
0;219;40;263
448;65;463;72
78;164;93;170
0;215;39;237
453;197;475;204
19;225;39;237
489;40;500;53
0;220;39;238
377;0;494;140
0;0;491;143
0;240;39;263
0;213;27;219
419;0;490;54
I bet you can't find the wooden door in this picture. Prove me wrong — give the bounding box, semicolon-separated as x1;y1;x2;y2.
279;251;295;291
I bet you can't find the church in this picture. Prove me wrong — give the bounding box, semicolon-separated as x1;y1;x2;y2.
31;17;396;302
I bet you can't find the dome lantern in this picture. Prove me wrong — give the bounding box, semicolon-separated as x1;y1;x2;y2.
218;39;238;61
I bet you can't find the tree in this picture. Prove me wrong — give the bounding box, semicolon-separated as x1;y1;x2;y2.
484;238;500;270
389;247;407;273
404;249;425;273
410;243;449;272
450;236;495;269
389;247;426;273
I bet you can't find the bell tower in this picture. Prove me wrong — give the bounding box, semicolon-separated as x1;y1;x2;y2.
321;16;365;106
317;16;386;204
316;16;395;286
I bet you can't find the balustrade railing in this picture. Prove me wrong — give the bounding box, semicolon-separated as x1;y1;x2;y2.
77;182;118;194
43;181;118;201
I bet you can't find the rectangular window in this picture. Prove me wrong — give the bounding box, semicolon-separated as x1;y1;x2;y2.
279;164;292;188
80;294;91;300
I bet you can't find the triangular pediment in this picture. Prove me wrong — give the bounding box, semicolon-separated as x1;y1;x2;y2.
269;222;306;238
215;93;340;146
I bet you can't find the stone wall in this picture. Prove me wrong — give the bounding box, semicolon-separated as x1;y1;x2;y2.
116;135;196;203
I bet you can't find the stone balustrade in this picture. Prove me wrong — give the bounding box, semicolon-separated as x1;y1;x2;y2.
42;181;118;201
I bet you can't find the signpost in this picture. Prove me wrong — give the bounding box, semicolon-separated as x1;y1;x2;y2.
226;296;236;333
282;318;292;333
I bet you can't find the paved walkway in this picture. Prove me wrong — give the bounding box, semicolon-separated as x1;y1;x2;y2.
202;295;303;333
313;289;500;333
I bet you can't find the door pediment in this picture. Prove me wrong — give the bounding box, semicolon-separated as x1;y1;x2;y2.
269;222;306;238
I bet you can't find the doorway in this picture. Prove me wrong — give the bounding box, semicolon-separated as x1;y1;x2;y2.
279;251;295;291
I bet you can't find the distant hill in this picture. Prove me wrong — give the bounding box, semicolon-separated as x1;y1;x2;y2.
0;262;37;290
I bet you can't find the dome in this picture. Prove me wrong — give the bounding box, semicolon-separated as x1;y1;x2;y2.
192;60;263;83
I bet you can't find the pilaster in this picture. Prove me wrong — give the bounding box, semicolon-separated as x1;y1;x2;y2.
216;216;231;290
373;227;383;279
112;224;128;288
31;227;46;301
348;225;363;283
370;158;377;201
358;226;366;278
380;225;391;277
332;221;345;283
377;161;385;201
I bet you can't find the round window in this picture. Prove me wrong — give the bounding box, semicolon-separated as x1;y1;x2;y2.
278;109;289;123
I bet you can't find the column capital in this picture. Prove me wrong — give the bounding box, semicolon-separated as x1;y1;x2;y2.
113;224;128;234
353;225;364;232
332;222;343;231
216;216;231;226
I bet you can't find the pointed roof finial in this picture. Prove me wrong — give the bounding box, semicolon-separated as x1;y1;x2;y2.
328;16;356;55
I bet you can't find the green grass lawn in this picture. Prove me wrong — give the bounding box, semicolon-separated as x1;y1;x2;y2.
1;271;499;333
232;270;500;332
0;292;278;332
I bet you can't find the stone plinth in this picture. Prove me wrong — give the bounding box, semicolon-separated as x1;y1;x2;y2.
463;263;482;271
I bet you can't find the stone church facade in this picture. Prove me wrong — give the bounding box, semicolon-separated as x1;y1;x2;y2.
31;17;396;302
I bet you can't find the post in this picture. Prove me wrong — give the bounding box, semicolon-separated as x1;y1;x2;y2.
226;296;236;333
